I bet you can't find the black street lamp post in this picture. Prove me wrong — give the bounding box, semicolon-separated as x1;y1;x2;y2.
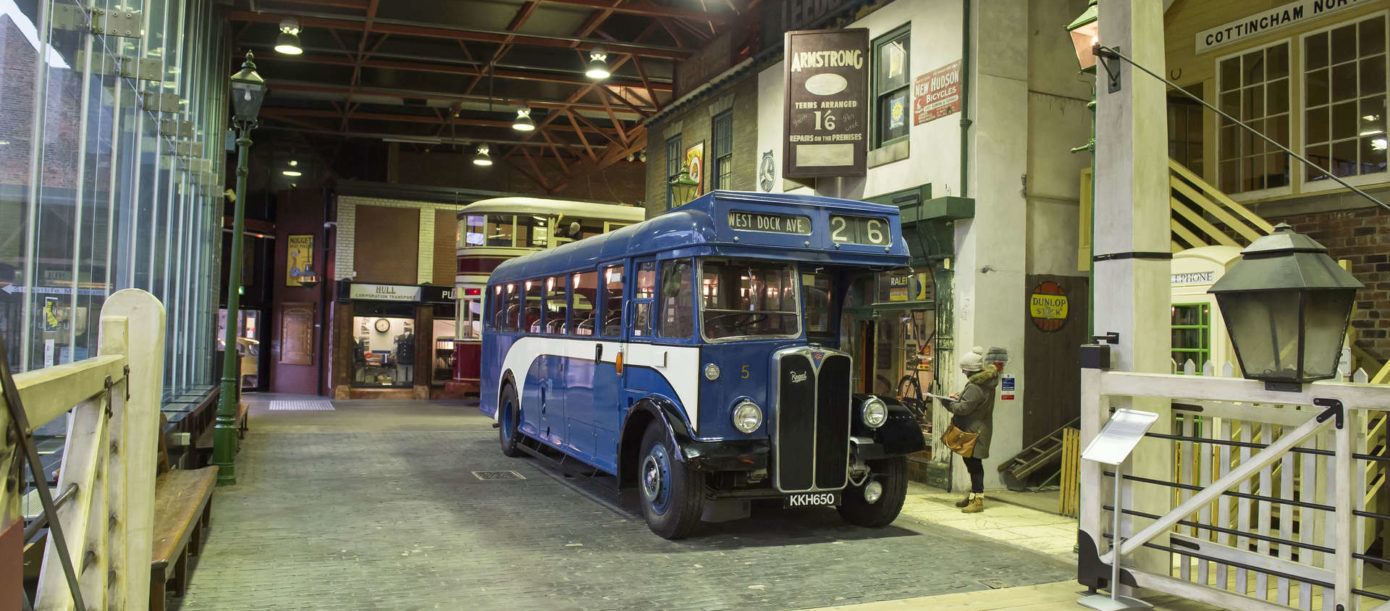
215;52;266;485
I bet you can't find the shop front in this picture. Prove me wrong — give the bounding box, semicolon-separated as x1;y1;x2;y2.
332;282;457;399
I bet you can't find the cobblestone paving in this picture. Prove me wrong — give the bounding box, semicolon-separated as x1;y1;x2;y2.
178;400;1072;610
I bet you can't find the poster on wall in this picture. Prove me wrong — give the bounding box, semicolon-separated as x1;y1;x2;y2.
286;234;314;287
783;28;868;179
913;60;961;125
684;141;705;197
1029;281;1069;332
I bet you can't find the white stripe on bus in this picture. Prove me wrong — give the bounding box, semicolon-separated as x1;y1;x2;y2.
498;337;702;433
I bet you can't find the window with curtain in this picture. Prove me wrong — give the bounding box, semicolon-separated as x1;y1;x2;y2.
1304;15;1387;182
711;111;733;191
1216;42;1291;193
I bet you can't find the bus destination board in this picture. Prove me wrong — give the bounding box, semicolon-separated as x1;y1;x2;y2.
829;215;890;246
727;211;812;235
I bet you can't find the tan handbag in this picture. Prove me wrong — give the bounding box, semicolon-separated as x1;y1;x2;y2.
941;424;979;457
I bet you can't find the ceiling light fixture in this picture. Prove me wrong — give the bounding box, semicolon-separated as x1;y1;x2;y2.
289;159;298;167
1374;138;1388;152
513;104;535;132
473;144;493;166
275;18;303;55
282;169;302;177
586;48;610;80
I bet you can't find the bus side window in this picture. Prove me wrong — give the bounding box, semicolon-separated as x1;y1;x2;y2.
543;275;567;335
523;279;543;333
571;271;598;336
600;265;623;338
633;261;656;337
505;284;522;332
491;285;506;331
658;259;692;339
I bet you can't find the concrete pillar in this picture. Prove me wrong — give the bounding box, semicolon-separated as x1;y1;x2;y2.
1093;0;1172;576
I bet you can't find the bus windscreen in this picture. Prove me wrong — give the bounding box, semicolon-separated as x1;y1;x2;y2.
699;259;800;340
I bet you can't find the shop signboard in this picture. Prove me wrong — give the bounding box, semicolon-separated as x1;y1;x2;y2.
913;60;961;125
349;283;422;302
1195;0;1366;54
783;28;868;179
1029;281;1068;332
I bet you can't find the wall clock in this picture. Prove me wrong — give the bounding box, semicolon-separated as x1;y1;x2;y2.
374;318;390;333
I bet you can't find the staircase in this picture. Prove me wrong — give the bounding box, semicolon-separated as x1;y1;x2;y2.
1078;159;1275;271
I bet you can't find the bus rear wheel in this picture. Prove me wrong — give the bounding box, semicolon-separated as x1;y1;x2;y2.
498;383;524;458
838;456;907;528
637;422;705;539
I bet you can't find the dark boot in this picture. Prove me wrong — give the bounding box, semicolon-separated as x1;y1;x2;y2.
954;495;972;508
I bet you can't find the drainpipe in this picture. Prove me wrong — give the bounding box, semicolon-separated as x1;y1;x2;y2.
959;0;972;199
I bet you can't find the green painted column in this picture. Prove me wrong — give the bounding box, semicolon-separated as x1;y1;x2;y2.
214;128;252;486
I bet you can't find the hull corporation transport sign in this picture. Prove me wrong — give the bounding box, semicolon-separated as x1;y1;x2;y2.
783;28;869;179
1195;0;1368;53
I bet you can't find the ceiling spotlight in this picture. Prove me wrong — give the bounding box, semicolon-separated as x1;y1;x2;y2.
473;144;493;166
586;48;610;80
513;104;535;132
639;149;646;163
289;159;298;167
275;18;303;55
282;169;302;177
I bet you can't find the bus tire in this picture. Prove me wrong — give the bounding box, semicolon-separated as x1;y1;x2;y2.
498;383;524;458
637;422;704;539
838;456;907;528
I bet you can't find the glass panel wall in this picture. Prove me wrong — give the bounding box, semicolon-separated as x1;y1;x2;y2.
0;0;229;404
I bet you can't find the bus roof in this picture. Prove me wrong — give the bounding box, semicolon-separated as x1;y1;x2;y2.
489;191;910;285
456;197;646;222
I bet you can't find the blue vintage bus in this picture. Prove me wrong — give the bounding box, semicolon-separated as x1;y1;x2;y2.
480;191;925;538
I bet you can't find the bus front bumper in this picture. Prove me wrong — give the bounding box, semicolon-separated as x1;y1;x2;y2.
681;439;768;472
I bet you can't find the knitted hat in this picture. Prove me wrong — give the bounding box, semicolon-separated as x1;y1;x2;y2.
959;346;985;372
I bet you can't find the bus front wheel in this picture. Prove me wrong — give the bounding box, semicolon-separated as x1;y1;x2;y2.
498;383;524;457
637;422;705;539
838;456;907;528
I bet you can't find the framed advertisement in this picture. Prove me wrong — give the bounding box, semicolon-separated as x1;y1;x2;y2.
286;234;314;287
684;141;705;196
783;28;869;179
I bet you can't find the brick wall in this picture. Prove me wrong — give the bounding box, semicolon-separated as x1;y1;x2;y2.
1276;206;1390;359
644;75;759;218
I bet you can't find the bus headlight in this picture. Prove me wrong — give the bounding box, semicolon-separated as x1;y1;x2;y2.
732;399;763;433
704;363;721;381
861;397;888;429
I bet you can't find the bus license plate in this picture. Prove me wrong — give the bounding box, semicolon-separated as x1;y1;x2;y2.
784;492;839;508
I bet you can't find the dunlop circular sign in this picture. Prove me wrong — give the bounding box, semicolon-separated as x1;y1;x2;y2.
1029;281;1068;332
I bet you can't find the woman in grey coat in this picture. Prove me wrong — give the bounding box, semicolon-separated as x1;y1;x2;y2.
943;346;999;513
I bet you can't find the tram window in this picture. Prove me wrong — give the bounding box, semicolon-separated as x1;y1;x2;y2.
486;215;515;247
542;276;567;335
804;271;835;341
633;261;656;337
463;215;486;247
461;294;483;339
659;259;694;339
503;284;520;332
600;265;624;338
571;271;599;335
524;280;543;332
517;216;549;248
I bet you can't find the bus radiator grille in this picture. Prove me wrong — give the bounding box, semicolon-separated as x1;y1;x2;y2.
813;354;851;490
776;353;817;491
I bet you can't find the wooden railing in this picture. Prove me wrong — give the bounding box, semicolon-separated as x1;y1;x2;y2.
1080;355;1390;610
1;289;165;610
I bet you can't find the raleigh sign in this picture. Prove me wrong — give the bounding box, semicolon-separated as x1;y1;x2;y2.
783;28;868;179
1196;0;1367;53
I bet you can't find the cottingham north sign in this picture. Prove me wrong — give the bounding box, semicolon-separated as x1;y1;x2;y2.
1195;0;1368;53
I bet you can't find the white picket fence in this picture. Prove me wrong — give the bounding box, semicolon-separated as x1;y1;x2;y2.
1;289;165;610
1082;355;1390;610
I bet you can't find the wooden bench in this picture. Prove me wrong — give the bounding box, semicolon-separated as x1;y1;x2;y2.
150;466;218;611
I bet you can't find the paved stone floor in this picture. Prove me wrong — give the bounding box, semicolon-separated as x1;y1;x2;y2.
177;396;1073;610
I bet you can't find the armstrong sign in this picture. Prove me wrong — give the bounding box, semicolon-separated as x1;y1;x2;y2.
1196;0;1368;53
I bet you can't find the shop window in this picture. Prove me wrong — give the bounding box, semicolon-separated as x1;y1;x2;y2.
1168;88;1204;174
570;271;599;335
711;111;734;191
665;135;683;210
1216;42;1291;192
352;313;416;387
658;259;693;338
523;279;543;332
633;262;656;337
1171;303;1211;372
600;265;624;337
872;26;911;148
1304;15;1388;182
503;284;520;332
542;276;567;334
